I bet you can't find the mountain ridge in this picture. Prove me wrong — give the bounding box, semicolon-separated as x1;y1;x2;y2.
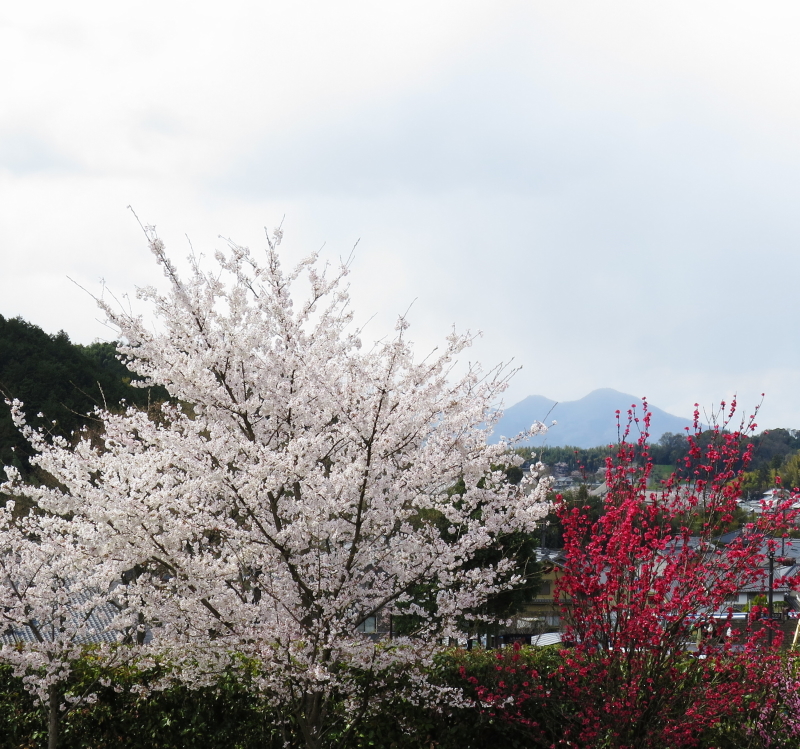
492;388;692;448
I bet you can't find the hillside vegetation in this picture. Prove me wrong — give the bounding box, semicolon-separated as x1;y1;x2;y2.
0;314;167;483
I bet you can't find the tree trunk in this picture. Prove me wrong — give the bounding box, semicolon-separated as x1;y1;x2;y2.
297;691;325;749
47;684;59;749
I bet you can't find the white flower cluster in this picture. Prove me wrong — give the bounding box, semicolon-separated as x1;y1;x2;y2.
1;229;549;736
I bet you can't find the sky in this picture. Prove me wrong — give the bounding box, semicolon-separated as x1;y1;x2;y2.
1;1;799;428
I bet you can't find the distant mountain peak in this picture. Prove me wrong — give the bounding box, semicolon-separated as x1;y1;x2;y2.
492;389;691;448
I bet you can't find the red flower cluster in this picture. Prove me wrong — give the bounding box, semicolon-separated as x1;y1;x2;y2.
466;400;800;747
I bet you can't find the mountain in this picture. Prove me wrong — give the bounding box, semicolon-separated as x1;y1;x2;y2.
492;388;692;448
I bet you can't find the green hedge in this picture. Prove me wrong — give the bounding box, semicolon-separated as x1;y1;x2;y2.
0;647;778;749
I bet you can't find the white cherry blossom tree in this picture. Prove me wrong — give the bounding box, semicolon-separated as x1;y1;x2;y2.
0;480;139;749
3;227;549;748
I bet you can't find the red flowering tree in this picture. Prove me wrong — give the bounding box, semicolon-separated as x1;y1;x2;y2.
466;400;800;748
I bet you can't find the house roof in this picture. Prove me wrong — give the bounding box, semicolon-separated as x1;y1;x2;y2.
753;539;800;558
0;596;125;647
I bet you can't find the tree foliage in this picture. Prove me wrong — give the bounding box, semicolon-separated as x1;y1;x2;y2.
2;228;549;749
469;400;800;748
0;315;166;484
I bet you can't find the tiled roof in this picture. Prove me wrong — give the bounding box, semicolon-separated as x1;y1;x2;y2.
0;595;123;646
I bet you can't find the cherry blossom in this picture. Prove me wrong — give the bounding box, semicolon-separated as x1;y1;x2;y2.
2;227;549;748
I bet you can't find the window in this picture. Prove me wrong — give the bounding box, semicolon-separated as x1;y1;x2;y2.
357;616;377;634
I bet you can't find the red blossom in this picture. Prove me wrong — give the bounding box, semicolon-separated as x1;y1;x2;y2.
463;399;797;748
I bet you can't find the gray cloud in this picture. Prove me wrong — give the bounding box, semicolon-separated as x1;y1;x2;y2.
219;55;800;387
0;132;79;175
3;2;800;429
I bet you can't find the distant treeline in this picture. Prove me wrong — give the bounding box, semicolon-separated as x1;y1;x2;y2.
515;434;698;475
517;428;800;496
0;314;167;483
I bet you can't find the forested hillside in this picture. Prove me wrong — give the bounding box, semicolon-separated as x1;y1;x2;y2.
0;315;166;482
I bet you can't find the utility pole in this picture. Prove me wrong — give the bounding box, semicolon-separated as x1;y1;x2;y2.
782;487;786;558
768;550;775;647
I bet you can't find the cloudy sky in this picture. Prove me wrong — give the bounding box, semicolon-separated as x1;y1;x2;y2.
2;1;799;428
